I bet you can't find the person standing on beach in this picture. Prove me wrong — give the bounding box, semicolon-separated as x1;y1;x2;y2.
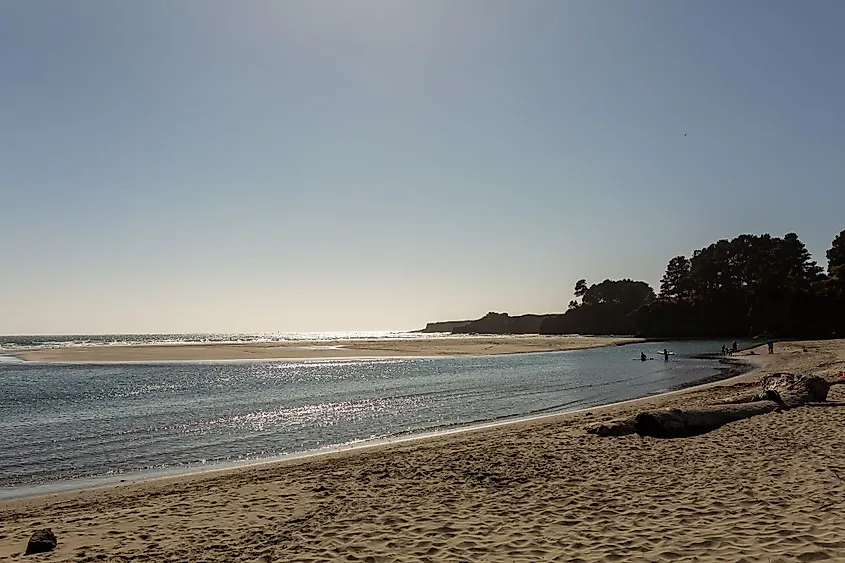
663;348;669;361
732;340;738;353
767;339;774;354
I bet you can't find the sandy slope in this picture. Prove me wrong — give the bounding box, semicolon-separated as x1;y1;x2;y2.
2;340;845;562
9;335;642;362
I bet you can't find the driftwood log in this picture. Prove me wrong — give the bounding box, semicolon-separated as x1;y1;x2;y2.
633;402;780;438
760;373;834;405
586;374;845;439
584;418;636;437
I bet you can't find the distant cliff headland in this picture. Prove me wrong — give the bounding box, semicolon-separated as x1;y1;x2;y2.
420;230;845;339
419;313;550;334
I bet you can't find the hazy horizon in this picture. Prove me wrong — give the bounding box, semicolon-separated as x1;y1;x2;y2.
3;1;844;335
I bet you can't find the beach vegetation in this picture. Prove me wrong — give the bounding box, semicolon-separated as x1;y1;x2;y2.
637;230;841;338
430;230;845;339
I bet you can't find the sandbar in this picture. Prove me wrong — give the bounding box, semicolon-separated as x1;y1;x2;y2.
9;335;643;363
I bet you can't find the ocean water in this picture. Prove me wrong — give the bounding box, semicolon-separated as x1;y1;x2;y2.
0;338;755;498
0;331;459;351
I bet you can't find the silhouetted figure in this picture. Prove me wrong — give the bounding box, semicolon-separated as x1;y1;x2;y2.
767;339;774;354
640;352;647;362
732;340;738;353
663;348;669;361
721;344;727;355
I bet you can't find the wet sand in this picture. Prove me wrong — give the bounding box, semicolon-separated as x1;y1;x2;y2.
9;335;643;362
2;340;845;561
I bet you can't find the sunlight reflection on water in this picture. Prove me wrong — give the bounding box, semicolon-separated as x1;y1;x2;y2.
0;339;756;494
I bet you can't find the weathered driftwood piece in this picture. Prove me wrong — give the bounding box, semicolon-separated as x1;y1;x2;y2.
587;373;845;439
634;402;780;438
585;418;636;437
634;374;841;438
761;373;837;405
25;529;57;555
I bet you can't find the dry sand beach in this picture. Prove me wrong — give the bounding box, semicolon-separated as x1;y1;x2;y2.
3;340;845;562
9;335;642;363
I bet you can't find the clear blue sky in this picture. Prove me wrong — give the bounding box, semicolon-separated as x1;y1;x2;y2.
2;1;844;334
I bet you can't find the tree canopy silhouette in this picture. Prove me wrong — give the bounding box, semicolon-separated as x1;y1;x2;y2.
428;229;845;339
828;229;845;278
541;279;654;335
635;231;841;338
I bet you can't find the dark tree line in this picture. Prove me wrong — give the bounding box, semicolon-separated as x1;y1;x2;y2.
640;230;845;338
542;230;845;338
539;279;655;335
